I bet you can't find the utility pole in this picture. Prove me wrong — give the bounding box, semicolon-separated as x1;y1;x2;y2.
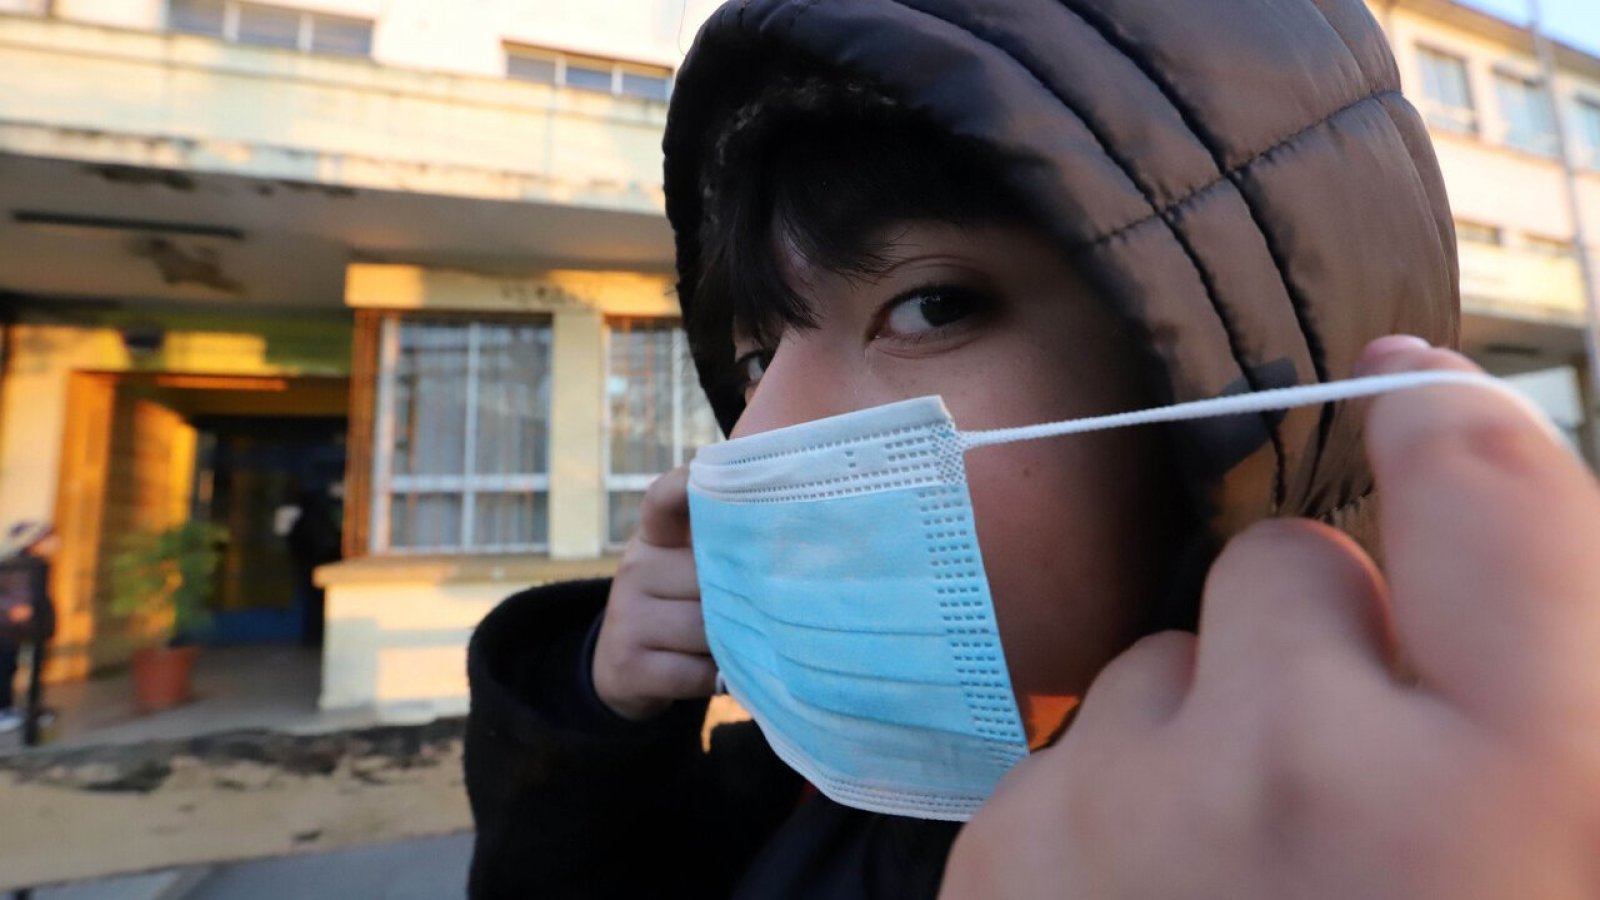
1528;0;1600;461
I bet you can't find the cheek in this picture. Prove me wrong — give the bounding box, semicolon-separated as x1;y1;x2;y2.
966;432;1158;696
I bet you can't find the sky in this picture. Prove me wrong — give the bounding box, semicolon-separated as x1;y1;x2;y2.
1455;0;1600;57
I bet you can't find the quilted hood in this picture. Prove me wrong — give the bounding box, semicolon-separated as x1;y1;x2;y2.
663;0;1460;541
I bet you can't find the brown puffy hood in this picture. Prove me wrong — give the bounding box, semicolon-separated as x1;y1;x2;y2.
663;0;1459;540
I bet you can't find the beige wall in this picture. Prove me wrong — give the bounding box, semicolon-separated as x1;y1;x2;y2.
0;15;673;211
38;0;712;72
318;558;620;718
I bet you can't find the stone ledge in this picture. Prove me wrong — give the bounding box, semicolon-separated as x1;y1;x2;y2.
314;554;619;587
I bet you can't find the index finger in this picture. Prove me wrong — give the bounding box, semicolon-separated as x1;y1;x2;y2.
1365;345;1600;746
637;466;692;549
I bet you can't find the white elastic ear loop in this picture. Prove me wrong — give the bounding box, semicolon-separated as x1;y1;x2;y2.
958;370;1544;450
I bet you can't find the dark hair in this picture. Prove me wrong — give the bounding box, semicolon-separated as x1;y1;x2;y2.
689;72;1029;385
687;70;1201;634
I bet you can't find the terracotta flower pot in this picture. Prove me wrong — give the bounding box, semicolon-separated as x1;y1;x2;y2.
131;645;200;713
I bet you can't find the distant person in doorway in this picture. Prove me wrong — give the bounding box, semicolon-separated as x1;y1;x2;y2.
0;522;58;738
279;485;341;647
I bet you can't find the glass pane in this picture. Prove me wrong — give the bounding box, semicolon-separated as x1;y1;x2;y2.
1578;102;1600;167
310;14;372;57
565;64;613;92
389;493;462;550
169;0;225;35
1418;47;1475;134
474;322;552;477
608;491;646;546
1525;236;1574;258
1419;48;1471;109
608;323;675;475
237;2;302;49
1455;221;1501;246
1496;73;1557;155
393;321;469;477
619;71;670;102
473;492;548;549
677;335;720;464
507;52;558;84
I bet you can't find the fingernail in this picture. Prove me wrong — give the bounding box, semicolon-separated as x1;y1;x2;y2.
1355;335;1432;375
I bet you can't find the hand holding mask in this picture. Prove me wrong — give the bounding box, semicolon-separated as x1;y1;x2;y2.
940;341;1600;899
593;466;717;722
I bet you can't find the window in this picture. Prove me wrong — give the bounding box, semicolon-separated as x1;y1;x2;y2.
1495;71;1558;155
1577;98;1600;169
564;57;616;92
1417;45;1478;135
372;318;553;553
505;45;673;102
167;0;373;58
1455;220;1503;246
619;68;672;102
605;320;719;545
1524;234;1577;258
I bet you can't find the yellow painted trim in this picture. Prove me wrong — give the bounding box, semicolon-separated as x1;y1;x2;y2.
345;263;677;317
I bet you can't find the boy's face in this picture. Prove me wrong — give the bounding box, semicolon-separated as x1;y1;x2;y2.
730;221;1178;744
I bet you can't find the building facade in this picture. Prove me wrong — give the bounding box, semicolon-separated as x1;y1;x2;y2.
1;0;1596;719
1370;0;1600;443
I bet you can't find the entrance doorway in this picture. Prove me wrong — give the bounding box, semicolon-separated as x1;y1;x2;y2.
195;416;346;646
51;372;348;676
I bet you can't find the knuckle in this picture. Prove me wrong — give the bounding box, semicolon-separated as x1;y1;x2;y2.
641;467;687;507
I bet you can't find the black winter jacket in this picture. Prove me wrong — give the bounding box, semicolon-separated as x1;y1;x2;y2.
465;579;959;898
466;0;1459;895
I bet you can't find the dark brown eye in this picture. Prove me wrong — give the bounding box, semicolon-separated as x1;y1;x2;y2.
881;286;986;337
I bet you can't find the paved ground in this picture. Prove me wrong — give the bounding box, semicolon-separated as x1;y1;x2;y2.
33;833;473;900
2;645;378;751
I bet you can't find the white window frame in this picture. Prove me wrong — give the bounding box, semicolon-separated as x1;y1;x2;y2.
602;321;711;548
168;0;372;57
1576;96;1600;170
504;44;675;101
1415;44;1479;136
371;316;552;555
1493;68;1560;156
1522;233;1578;258
1455;219;1503;246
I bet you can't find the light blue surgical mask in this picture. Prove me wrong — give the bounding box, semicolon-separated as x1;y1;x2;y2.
687;370;1515;821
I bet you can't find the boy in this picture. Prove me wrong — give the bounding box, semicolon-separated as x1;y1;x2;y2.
465;0;1599;896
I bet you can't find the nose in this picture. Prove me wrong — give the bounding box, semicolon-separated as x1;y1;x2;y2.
729;335;854;439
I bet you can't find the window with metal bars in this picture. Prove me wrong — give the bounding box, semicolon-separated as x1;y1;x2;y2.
371;317;553;554
604;320;719;546
1494;70;1559;156
168;0;373;57
1416;45;1478;136
505;44;673;102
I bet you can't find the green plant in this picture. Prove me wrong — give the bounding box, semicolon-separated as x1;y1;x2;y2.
109;520;227;647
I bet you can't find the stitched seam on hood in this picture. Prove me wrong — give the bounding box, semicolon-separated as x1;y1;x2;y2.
1083;90;1401;251
899;0;1290;509
1053;1;1367;516
1292;0;1381;492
